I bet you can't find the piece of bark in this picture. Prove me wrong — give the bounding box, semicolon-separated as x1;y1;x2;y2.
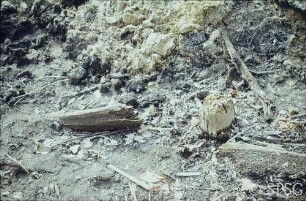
219;141;306;175
51;105;142;132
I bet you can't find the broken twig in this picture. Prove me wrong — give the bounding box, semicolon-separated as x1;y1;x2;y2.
64;84;102;98
108;164;151;191
249;70;277;75
129;183;138;201
290;113;306;119
5;153;30;174
221;27;272;120
228;124;257;143
176;172;202;177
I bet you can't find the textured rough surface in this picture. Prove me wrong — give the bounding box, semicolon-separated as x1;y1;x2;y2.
0;0;305;200
201;93;235;136
141;33;175;58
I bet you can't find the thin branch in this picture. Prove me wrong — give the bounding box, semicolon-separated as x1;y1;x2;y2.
5;153;30;174
221;26;272;120
108;164;151;191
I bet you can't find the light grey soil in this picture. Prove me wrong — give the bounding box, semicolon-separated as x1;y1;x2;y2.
1;0;305;200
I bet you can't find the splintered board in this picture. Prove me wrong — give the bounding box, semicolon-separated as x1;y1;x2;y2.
51;105;142;132
219;141;306;175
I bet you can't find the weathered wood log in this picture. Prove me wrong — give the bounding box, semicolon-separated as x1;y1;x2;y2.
219;141;306;175
51;105;142;132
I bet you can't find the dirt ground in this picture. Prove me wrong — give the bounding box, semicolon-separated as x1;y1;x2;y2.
1;0;306;200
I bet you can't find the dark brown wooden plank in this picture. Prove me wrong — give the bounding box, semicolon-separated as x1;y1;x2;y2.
53;105;142;132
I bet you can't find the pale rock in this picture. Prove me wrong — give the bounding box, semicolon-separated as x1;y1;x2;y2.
176;18;200;34
69;145;80;155
105;15;121;25
199;92;235;136
288;106;299;116
172;1;224;33
12;192;23;200
1;191;10;196
122;11;145;25
240;178;257;192
141;33;175;58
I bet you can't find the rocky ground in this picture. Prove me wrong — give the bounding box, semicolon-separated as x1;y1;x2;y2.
1;0;306;200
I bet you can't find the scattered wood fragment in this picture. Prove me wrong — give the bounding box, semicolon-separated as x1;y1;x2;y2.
36;76;68;81
64;84;102;98
221;27;272;120
227;124;257;143
129;183;138;201
11;79;69;105
219;141;306;175
108;164;151;191
5;153;30;174
176;172;202;177
290;112;306;119
249;70;277;75
50;105;142;132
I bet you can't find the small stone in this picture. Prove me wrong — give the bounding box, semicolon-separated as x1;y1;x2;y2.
3;90;17;103
83;57;111;76
141;33;175;57
16;57;32;67
140;93;166;107
111;78;122;91
16;70;33;79
69;145;80;154
1;191;10;196
50;121;63;131
33;35;48;49
278;110;287;115
122;11;145;26
12;192;23;200
118;93;139;107
69;67;86;85
288;106;299;116
113;174;122;183
176;17;200;34
127;78;146;93
100;84;110;93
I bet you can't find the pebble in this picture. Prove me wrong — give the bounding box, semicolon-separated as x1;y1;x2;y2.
1;191;10;196
69;144;80;154
118;93;139;107
50;121;63;131
195;90;209;100
12;192;23;200
127;79;146;93
139;93;166;107
3;90;17;103
69;67;86;85
278;110;287;115
16;70;33;79
100;84;110;93
111;78;122;91
288;106;299;116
